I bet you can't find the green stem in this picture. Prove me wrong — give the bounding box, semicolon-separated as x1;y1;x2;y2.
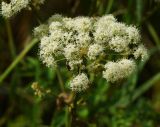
106;0;114;13
0;38;38;84
56;68;65;92
147;22;160;47
5;20;16;59
132;73;160;102
136;0;143;25
71;92;77;127
65;107;71;127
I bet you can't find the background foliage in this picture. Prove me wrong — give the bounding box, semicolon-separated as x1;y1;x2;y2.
0;0;160;127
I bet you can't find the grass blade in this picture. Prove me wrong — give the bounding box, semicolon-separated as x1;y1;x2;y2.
132;73;160;102
0;38;38;84
147;22;160;47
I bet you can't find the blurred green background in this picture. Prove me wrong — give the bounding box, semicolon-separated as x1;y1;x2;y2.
0;0;160;127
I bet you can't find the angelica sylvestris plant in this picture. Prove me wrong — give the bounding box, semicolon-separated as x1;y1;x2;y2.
1;0;46;18
34;14;148;92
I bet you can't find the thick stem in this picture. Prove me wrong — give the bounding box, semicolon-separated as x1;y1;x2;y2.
65;107;71;127
70;92;77;127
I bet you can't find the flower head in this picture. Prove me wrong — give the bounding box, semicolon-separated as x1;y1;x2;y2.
1;2;12;18
34;24;49;39
35;14;148;92
103;59;136;83
88;44;104;60
126;26;140;44
109;36;129;52
70;73;89;92
133;44;149;61
1;0;45;18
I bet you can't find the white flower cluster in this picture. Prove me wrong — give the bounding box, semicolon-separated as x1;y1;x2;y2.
70;73;89;92
103;59;136;83
1;0;46;18
34;14;148;92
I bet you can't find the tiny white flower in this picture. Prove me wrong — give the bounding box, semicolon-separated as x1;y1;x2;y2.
98;15;116;23
107;22;127;37
11;0;30;13
49;21;63;33
94;17;114;44
87;44;104;60
94;19;126;44
63;44;80;60
39;36;56;67
95;15;116;31
73;17;92;32
70;73;89;92
68;60;83;70
39;36;61;67
126;26;140;44
48;14;63;24
1;0;46;18
103;59;136;83
133;44;148;61
76;32;91;48
63;31;75;44
1;2;12;18
50;30;64;42
34;24;49;39
109;36;129;52
63;17;75;30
